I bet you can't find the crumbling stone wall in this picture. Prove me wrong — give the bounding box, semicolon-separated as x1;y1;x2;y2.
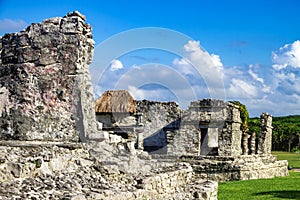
135;100;181;152
257;112;273;155
0;144;218;199
167;99;243;157
220;102;243;156
0;11;97;142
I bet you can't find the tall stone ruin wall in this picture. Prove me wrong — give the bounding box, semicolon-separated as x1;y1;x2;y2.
135;100;181;149
0;11;97;142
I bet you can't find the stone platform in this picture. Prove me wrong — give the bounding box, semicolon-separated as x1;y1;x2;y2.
181;155;289;182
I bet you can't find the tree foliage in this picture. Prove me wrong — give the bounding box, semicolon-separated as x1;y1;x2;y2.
248;117;260;136
249;115;300;152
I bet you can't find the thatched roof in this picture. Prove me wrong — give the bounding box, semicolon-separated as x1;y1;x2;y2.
95;90;136;113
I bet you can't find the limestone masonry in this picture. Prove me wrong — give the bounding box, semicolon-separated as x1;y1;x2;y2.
0;11;288;199
0;11;97;142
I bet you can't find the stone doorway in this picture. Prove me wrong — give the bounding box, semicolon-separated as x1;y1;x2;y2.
200;128;218;156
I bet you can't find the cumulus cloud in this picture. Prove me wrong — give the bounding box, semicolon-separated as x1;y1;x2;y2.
272;40;300;70
228;78;257;98
173;40;225;99
172;58;195;75
271;40;300;97
248;64;264;84
182;41;224;81
0;18;27;33
109;59;123;71
248;64;271;93
183;40;223;70
171;40;300;116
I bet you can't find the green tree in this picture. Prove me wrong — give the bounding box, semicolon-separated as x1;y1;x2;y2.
248;117;260;136
270;115;300;151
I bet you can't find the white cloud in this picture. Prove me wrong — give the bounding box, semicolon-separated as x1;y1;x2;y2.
228;78;257;98
173;40;225;99
109;59;123;71
272;40;300;70
0;18;27;33
128;85;146;99
272;64;287;70
211;54;223;68
247;64;272;93
172;58;195;75
275;71;296;82
183;40;223;69
128;85;161;100
248;64;264;84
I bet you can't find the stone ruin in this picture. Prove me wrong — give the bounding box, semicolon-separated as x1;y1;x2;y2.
135;99;288;181
0;11;96;142
0;11;219;199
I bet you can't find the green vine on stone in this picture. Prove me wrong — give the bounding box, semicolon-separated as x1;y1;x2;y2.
229;101;249;132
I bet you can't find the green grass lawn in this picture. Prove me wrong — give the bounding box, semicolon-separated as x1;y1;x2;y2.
272;151;300;169
219;152;300;199
218;171;300;199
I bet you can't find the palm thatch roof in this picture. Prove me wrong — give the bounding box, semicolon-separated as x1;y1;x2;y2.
95;90;136;113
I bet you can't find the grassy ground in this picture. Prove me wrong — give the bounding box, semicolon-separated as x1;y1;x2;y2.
272;151;300;169
218;172;300;199
219;152;300;199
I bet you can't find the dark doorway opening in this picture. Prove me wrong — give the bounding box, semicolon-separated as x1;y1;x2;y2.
200;128;218;156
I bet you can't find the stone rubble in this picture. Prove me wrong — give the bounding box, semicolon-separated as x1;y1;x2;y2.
0;143;217;200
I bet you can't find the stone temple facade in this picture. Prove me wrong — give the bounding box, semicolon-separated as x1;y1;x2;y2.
135;99;289;181
166;99;243;157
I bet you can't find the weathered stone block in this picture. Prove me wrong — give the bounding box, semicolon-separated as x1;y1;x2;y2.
88;132;109;142
0;11;97;142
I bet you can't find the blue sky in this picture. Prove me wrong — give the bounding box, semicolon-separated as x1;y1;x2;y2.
1;0;300;116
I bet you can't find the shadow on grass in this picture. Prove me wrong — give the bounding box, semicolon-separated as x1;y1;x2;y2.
254;190;300;199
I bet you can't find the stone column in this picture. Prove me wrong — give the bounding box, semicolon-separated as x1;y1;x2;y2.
250;132;256;155
257;113;273;155
135;113;144;150
228;103;243;156
242;132;250;155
